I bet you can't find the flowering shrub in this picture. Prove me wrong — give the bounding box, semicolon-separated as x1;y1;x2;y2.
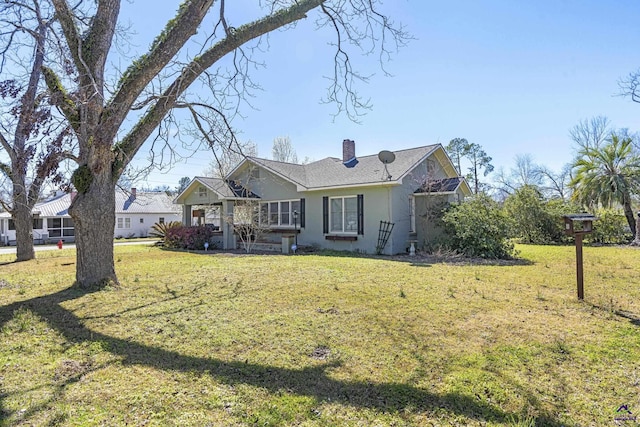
164;225;215;250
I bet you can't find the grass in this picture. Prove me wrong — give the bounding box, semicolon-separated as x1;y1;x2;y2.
1;244;639;426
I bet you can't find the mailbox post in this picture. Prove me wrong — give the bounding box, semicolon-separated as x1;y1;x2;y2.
563;214;596;300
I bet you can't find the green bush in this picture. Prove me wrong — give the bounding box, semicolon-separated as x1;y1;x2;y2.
543;199;582;244
503;186;581;244
587;208;632;244
441;194;515;259
503;185;554;243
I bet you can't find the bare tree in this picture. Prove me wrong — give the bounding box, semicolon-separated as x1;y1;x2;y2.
16;0;410;288
536;164;572;201
222;165;269;253
204;140;258;179
569;116;611;152
494;154;542;195
0;0;75;261
272;136;298;163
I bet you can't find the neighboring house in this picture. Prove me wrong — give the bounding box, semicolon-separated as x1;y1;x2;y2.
175;139;471;254
0;188;181;245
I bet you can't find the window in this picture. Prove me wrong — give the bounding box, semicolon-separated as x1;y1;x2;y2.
409;196;416;233
117;218;131;229
47;217;74;237
140;218;144;224
260;200;300;227
330;196;358;233
198;186;207;197
323;195;363;235
159;217;165;224
8;218;43;229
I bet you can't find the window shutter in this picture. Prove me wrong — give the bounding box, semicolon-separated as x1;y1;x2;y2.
300;198;306;228
357;194;364;235
322;196;329;234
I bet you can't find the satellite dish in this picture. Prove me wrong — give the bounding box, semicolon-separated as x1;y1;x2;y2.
378;150;396;164
378;150;395;181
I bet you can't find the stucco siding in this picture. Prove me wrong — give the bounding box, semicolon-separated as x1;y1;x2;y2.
182;187;223;205
233;167;299;200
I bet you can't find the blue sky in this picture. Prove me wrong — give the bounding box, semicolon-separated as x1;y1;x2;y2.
123;1;640;189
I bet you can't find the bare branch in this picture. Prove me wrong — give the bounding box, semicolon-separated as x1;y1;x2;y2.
115;0;324;166
50;0;82;70
104;0;215;136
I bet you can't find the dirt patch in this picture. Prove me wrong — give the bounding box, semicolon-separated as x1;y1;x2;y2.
54;359;93;382
310;346;331;360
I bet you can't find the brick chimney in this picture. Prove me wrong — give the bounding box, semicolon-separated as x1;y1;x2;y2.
131;187;137;198
343;139;356;164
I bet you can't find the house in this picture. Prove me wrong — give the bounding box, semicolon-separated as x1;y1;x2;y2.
0;188;181;245
175;140;471;254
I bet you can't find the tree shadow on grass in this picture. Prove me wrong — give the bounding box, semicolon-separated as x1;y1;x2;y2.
306;249;535;267
587;302;640;327
0;286;570;426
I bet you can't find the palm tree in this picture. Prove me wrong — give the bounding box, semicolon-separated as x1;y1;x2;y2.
569;133;640;237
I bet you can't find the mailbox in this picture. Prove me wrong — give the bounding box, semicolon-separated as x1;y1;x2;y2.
562;213;597;300
562;214;596;236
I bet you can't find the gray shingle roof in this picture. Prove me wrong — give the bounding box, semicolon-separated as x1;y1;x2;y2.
247;145;439;189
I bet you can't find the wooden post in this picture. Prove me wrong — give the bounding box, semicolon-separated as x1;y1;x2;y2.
575;233;584;300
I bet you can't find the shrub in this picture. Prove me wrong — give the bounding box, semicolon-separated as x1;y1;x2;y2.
503;185;556;244
543;199;582;244
441;194;515;259
587;208;632;244
164;225;215;250
149;221;182;243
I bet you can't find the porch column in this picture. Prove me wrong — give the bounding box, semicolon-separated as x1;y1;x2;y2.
182;204;192;226
223;201;236;250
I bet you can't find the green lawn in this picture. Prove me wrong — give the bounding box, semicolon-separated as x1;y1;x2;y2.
1;244;639;426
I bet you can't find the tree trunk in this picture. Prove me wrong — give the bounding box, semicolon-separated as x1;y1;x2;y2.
68;168;117;289
622;191;636;239
13;205;35;262
12;181;35;262
633;210;640;246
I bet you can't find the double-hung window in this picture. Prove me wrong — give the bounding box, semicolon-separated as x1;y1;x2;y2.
117;218;131;229
323;194;363;235
330;196;358;233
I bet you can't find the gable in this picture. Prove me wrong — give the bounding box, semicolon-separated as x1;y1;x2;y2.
221;143;469;195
